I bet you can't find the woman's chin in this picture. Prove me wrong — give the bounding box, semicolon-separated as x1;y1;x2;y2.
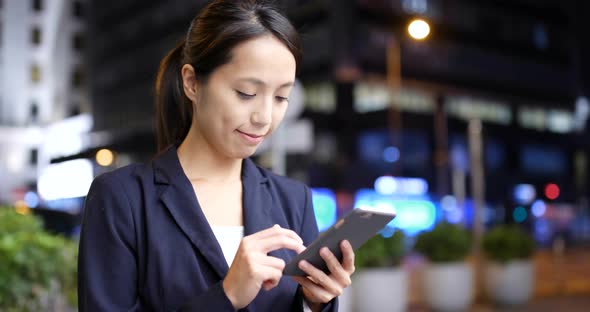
229;146;259;159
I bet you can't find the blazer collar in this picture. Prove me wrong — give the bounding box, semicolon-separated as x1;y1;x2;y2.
152;146;274;279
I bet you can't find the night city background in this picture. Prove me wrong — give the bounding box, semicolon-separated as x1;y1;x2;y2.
0;0;589;310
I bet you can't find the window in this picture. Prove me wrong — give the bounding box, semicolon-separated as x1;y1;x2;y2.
32;0;42;11
30;101;39;124
30;148;38;166
31;27;41;45
73;1;83;18
446;96;512;125
71;66;83;88
304;82;336;113
520;144;566;176
31;64;41;83
73;33;84;51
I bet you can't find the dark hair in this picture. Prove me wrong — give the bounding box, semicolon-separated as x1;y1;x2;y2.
155;0;302;152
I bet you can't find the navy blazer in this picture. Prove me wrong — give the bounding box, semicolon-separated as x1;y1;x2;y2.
78;146;338;311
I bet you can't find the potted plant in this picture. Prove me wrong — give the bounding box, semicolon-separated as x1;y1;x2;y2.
352;230;407;312
482;224;535;306
414;222;473;311
0;207;78;311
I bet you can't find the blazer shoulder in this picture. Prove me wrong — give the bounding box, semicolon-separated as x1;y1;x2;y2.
88;163;151;200
92;163;139;185
252;164;311;212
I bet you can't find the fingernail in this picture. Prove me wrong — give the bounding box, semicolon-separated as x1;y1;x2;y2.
299;260;308;268
320;247;329;256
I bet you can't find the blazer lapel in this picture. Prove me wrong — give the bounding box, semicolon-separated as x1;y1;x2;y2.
241;158;274;236
241;159;293;263
153;147;229;279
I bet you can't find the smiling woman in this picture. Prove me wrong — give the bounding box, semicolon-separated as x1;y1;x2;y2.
179;35;296;159
77;1;354;312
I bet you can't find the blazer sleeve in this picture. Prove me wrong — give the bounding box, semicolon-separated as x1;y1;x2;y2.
78;174;144;311
295;185;339;312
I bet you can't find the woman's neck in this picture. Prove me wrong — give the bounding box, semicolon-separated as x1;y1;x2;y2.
177;127;242;184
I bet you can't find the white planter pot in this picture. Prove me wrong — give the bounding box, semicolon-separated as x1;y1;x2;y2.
422;262;473;311
352;267;407;312
337;283;354;312
485;260;534;306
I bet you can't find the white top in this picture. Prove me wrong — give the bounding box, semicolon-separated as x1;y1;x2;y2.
210;226;244;266
210;225;313;312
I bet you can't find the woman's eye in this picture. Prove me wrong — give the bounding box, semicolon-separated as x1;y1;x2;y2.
236;90;255;99
276;96;289;103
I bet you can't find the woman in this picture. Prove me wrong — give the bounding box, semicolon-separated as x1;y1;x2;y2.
77;1;355;311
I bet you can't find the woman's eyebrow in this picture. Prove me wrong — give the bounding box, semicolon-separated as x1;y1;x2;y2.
237;77;294;88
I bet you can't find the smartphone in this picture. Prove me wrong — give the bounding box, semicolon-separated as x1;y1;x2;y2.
283;207;396;276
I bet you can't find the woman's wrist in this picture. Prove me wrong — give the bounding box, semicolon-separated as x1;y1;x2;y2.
222;278;238;309
303;295;324;312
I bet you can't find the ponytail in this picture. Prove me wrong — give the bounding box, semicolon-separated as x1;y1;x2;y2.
154;39;193;153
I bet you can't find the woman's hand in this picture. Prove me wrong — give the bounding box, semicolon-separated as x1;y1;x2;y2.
293;240;355;311
222;224;305;309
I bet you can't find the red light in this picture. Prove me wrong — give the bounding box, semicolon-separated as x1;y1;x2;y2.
544;183;560;200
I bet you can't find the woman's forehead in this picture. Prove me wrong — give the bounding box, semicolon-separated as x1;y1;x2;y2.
216;36;296;85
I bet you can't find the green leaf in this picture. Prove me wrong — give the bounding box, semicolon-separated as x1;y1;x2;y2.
482;224;535;263
414;223;472;262
0;207;78;310
356;230;406;268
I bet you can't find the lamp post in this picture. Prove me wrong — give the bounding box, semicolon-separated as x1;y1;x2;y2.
386;18;431;175
387;18;431;97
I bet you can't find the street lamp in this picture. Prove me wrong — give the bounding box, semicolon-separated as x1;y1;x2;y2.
386;18;431;173
408;18;431;40
387;18;431;90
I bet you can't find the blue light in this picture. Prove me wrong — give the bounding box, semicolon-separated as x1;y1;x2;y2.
383;146;400;163
311;188;337;232
374;176;397;195
402;178;428;195
373;176;428;196
532;200;546;218
514;184;536;205
440;195;457;211
379;226;396;238
513;206;528;223
484;205;496;223
45;197;85;213
534;219;552;243
354;189;436;236
24;191;39;208
446;209;463;224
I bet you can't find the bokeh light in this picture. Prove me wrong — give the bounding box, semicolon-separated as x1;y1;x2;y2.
408;19;431;40
96;149;115;167
513;206;528;223
544;183;560;200
532;200;547;217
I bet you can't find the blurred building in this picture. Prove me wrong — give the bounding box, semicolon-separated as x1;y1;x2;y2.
0;0;88;204
82;1;590;178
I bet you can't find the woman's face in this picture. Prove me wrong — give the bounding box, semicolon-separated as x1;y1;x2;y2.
190;35;296;159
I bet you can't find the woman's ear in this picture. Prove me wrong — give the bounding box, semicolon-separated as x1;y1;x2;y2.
181;64;199;103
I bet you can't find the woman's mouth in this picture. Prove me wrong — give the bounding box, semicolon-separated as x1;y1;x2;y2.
236;130;265;145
